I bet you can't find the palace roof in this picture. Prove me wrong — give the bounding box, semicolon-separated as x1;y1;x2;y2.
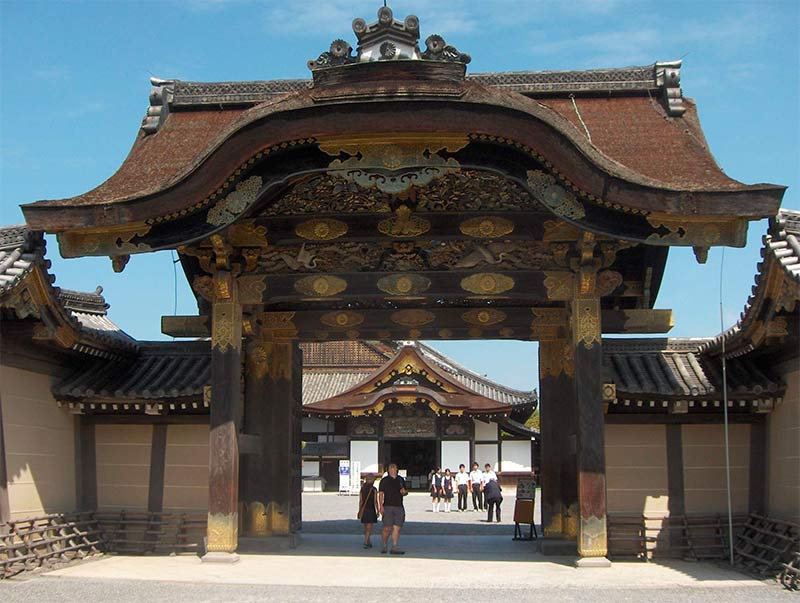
0;225;136;359
22;66;778;218
19;5;783;247
603;338;784;415
700;209;800;359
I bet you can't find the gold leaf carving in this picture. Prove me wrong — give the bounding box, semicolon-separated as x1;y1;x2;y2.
212;302;240;352
596;270;623;297
526;170;585;220
261;311;296;330
377;274;431;296
462;308;507;326
391;309;436;327
543;272;573;301
294;275;347;297
321;310;364;328
574;299;600;350
295;218;348;241
539;339;574;378
542;219;582;242
227;220;268;248
460;273;515;295
237;275;267;304
578;515;608;558
438;329;453;338
207;176;263;226
192;276;214;302
378;205;431;238
459;216;514;238
319;134;467;195
207;513;238;553
59;223;152;258
645;213;747;247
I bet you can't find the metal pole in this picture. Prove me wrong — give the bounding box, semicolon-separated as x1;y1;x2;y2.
719;248;735;564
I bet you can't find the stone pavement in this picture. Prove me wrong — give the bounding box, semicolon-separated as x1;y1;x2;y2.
0;493;791;602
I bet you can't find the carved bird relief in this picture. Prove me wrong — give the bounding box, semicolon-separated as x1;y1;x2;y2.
279;243;318;270
453;242;513;269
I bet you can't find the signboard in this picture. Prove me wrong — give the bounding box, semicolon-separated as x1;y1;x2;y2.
338;460;350;493
516;478;535;500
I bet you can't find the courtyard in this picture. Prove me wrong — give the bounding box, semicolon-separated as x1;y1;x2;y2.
0;493;792;602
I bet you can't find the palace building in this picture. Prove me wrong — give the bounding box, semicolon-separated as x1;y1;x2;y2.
1;4;797;570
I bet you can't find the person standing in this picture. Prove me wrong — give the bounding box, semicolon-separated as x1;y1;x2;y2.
469;462;483;511
455;464;470;512
430;467;443;512
483;477;503;522
481;462;498;490
442;468;454;513
378;463;408;554
358;475;379;549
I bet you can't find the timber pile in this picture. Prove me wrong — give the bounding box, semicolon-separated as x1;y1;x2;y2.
780;551;800;591
0;512;104;578
732;514;799;578
95;511;206;555
607;513;746;560
0;510;207;579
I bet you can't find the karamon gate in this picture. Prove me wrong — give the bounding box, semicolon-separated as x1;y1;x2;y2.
20;7;785;562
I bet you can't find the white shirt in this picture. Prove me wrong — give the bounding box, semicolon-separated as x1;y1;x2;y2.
455;471;470;486
481;470;498;485
469;470;482;484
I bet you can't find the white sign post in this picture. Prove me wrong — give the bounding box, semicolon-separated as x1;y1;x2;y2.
338;460;350;494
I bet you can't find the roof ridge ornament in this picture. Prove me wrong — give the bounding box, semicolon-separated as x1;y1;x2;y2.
308;4;470;72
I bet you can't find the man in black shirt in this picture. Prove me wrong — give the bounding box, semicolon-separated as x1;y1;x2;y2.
378;463;407;554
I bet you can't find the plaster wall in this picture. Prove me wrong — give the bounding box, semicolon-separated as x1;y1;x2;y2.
162;424;209;513
95;424;152;511
1;365;76;520
767;363;800;523
604;423;669;516
682;423;750;514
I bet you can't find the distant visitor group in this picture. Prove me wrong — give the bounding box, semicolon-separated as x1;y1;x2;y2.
357;462;503;554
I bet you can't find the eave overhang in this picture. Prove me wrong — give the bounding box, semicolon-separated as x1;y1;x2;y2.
21;67;785;256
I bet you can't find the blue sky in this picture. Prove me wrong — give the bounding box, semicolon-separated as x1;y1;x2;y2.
1;0;798;391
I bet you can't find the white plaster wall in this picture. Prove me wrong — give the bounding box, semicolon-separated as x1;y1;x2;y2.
1;365;76;520
440;440;469;472
683;423;750;514
768;363;800;523
474;443;499;471
162;424;209;514
604;424;669;516
501;440;532;472
350;440;379;474
95;424;152;511
474;420;497;441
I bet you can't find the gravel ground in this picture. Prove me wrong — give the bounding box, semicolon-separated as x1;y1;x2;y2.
0;492;791;602
1;579;792;603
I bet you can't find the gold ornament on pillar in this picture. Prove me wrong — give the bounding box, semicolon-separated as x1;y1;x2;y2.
212;303;238;352
574;300;600;350
579;516;608;557
206;513;239;553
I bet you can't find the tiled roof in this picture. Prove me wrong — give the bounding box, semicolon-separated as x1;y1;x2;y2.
24;66;781;220
303;370;374;405
0;225;38;294
300;341;391;368
56;341;210;401
603;338;784;403
0;226;137;357
700;209;800;358
167;64;663;107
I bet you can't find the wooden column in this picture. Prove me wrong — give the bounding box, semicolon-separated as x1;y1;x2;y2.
571;287;609;562
205;272;243;558
0;392;10;525
241;338;303;536
749;419;767;515
665;424;685;553
147;424;168;513
74;415;97;512
539;338;578;540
